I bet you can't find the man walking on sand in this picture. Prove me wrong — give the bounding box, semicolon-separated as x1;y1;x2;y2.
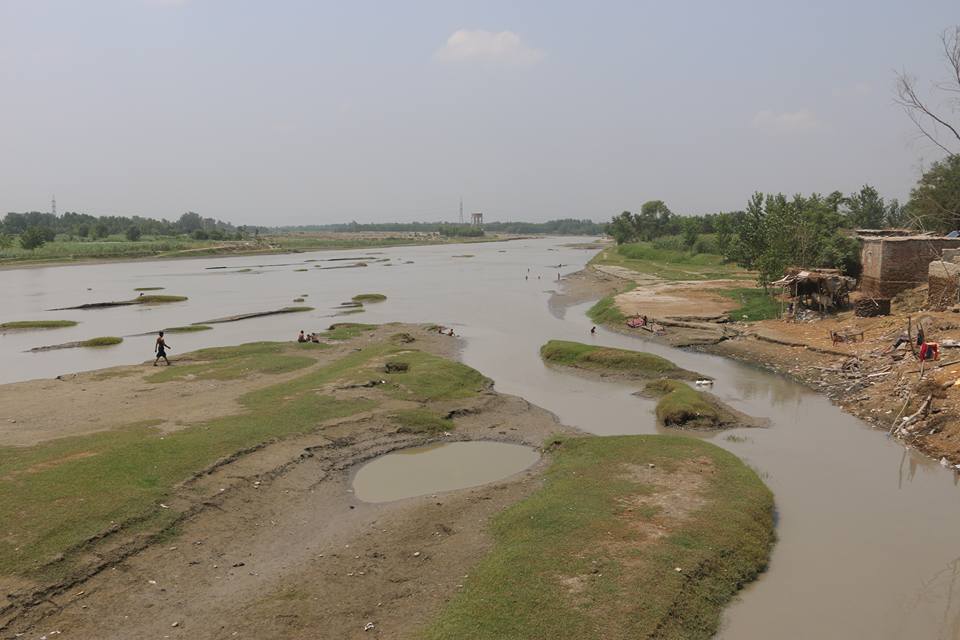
154;331;172;366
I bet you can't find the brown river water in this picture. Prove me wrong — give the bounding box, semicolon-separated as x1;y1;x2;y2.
2;238;960;638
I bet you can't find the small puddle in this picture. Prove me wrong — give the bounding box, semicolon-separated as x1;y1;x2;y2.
352;441;540;503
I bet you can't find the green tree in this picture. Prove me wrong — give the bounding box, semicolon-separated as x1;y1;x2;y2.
680;217;700;251
0;233;13;249
77;224;89;238
192;229;210;240
844;185;886;228
125;226;142;241
714;213;733;259
609;211;637;244
19;226;49;250
907;155;960;233
93;222;109;239
884;198;910;228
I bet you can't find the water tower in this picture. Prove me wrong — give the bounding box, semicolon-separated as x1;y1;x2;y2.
471;212;483;227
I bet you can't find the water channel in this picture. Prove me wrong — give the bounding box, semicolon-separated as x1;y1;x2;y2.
2;237;959;638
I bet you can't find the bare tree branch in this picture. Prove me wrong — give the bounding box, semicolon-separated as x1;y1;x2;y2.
896;27;960;157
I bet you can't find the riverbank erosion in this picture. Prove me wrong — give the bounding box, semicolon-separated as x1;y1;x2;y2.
0;323;773;639
569;252;960;465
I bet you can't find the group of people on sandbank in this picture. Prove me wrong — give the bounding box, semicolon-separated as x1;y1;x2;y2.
297;330;324;343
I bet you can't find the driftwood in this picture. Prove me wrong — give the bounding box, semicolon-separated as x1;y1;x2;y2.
898;394;934;434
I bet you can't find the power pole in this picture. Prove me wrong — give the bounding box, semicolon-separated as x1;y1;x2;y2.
459;197;463;225
51;195;57;216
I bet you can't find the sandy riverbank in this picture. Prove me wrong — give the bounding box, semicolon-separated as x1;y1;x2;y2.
0;322;772;639
570;265;960;466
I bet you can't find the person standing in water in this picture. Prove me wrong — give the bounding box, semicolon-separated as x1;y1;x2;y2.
154;331;171;366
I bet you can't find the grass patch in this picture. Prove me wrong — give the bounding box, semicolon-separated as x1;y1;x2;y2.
586;283;636;325
347;352;491;402
645;380;720;429
163;325;212;333
293;297;305;302
718;288;780;322
146;342;316;383
324;323;377;340
540;340;696;379
391;409;453;434
420;435;774;640
0;320;78;330
0;340;436;577
80;336;123;347
293;268;308;272
133;287;164;291
590;243;751;281
352;293;387;303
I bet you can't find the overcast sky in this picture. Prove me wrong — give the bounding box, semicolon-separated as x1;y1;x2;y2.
1;1;958;225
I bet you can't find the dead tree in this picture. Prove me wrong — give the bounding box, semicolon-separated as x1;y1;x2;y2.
895;26;960;157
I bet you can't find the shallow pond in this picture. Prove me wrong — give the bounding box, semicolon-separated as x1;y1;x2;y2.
351;441;540;503
3;237;960;637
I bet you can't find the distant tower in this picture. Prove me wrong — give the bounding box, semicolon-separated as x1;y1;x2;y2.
459;197;464;225
51;195;57;216
471;212;483;227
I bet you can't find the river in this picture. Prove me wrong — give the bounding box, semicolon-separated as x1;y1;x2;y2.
1;237;959;638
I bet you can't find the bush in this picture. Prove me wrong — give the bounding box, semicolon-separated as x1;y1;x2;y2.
126;226;142;241
20;226;50;250
192;229;209;240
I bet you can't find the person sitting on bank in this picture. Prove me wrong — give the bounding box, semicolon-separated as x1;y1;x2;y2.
297;330;307;343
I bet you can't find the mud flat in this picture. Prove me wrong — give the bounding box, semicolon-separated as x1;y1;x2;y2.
198;305;313;324
50;295;188;311
0;323;772;639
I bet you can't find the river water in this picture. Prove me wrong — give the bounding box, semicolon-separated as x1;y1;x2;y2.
2;237;959;638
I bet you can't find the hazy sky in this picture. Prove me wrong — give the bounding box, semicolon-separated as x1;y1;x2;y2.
2;1;958;225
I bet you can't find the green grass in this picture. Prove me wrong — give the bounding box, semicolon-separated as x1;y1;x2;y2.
324;323;377;340
80;336;123;347
0;339;443;577
292;297;305;302
133;287;164;291
0;233;503;266
586;283;636;325
146;342;317;383
419;435;774;640
540;340;697;379
645;380;720;429
391;409;453;434
590;243;751;281
352;293;387;303
136;295;188;304
718;288;781;322
163;325;212;333
0;320;78;330
348;352;491;402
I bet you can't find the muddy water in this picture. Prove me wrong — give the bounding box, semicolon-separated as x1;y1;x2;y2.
351;441;540;503
3;238;960;638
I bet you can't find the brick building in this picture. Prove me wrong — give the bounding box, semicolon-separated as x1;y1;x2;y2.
859;235;960;298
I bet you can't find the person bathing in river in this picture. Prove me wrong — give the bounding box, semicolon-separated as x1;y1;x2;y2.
154;331;171;366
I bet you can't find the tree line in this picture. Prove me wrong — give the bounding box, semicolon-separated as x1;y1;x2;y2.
608;185;908;285
0;211;252;250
